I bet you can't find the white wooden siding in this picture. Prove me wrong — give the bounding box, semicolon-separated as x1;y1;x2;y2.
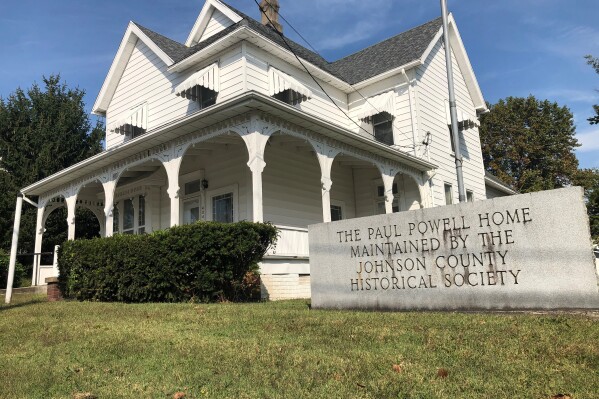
218;46;244;101
262;141;322;227
352;167;383;217
198;9;234;43
243;44;351;129
106;41;243;150
347;74;415;152
415;39;486;205
330;161;358;220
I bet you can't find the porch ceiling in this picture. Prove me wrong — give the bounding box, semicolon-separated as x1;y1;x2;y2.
22;91;436;196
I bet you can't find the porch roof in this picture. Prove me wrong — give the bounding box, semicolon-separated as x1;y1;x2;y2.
21;91;437;196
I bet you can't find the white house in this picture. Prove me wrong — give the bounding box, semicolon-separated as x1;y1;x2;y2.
14;0;513;299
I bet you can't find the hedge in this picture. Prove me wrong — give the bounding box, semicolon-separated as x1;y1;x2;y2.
58;221;277;303
0;249;25;289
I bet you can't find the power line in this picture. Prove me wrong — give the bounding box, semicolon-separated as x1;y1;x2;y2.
258;0;425;151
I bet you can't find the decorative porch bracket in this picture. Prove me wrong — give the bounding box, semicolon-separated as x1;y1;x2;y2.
100;177;117;237
234;115;278;223
314;142;340;223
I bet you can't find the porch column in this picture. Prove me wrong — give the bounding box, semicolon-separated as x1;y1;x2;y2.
248;157;266;222
5;194;23;304
163;156;184;227
239;119;272;223
314;144;339;223
65;194;78;240
32;205;45;286
102;180;116;237
381;171;396;214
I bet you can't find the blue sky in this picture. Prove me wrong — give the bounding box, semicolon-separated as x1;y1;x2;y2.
1;0;598;168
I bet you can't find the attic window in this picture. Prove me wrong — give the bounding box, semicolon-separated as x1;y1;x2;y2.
175;62;219;109
365;112;394;146
269;66;312;105
109;103;147;140
273;89;307;105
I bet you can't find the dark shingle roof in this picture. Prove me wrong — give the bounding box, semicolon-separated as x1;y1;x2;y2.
330;17;443;84
134;3;443;85
133;22;189;61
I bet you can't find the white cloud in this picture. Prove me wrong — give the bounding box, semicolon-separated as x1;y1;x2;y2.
576;126;599;152
536;88;599;104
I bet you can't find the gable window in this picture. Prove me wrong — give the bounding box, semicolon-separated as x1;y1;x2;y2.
269;66;312;105
109;103;148;141
357;91;395;146
183;85;217;109
175;62;220;109
370;112;394;145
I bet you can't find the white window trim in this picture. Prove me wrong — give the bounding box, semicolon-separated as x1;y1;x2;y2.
206;183;238;222
444;182;454;205
373;178;399;214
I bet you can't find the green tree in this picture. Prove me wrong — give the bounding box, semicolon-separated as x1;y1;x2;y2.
574;168;599;241
585;55;599;125
0;75;104;255
479;96;580;193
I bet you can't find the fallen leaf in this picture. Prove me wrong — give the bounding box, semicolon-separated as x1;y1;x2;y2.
173;392;186;399
437;368;449;378
392;364;403;373
550;395;572;399
356;383;366;388
73;393;96;399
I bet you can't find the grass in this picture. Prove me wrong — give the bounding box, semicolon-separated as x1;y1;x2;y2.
0;295;598;399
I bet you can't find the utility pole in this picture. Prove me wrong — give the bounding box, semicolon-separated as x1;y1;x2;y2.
441;0;466;202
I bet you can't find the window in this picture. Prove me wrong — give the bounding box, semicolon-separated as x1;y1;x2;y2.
331;205;343;222
183;199;200;225
466;190;474;203
184;85;217;109
123;198;135;234
114;124;146;140
376;183;399;214
185;179;204;195
371;112;394;145
138;196;146;234
212;193;233;223
113;203;120;234
273;89;307;105
444;183;453;205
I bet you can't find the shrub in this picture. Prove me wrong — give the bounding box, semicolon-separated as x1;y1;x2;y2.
58;221;277;303
0;249;25;289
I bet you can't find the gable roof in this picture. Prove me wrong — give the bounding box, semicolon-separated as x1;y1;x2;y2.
330;17;443;85
93;1;486;114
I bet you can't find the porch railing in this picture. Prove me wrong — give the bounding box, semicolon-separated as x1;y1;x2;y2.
266;225;309;258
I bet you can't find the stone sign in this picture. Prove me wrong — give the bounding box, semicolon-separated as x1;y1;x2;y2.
309;187;599;310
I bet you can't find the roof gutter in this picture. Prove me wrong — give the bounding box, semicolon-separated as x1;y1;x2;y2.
352;60;422;90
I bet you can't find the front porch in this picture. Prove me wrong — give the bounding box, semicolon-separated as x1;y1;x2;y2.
20;94;436;299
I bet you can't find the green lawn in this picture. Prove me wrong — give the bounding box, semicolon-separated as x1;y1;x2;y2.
1;296;598;399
